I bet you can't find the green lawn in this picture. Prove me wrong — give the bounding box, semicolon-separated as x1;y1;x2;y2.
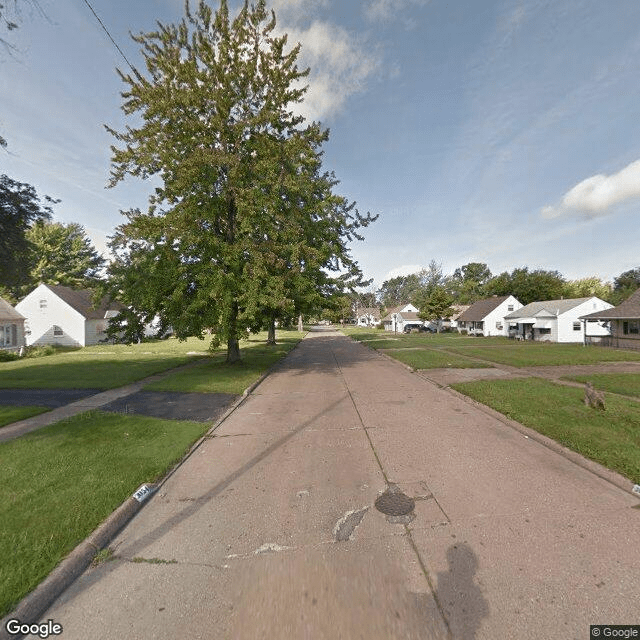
341;327;487;350
0;337;211;390
0;331;304;391
144;332;303;394
452;378;640;484
381;348;491;370
562;373;640;399
442;342;640;367
0;405;50;428
0;410;211;618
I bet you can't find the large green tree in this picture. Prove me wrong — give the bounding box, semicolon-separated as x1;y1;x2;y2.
106;0;374;361
26;221;106;288
449;262;492;303
0;174;54;298
414;285;454;332
611;267;640;304
484;267;565;305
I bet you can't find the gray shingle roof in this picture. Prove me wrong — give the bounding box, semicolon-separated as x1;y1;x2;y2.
0;297;25;322
580;288;640;320
46;285;123;319
504;297;594;320
457;296;512;322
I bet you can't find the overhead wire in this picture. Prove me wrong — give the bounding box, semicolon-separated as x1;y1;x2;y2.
81;0;135;74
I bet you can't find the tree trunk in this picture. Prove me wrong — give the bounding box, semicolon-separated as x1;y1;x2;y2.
267;316;276;345
226;300;242;363
226;336;241;363
297;314;303;332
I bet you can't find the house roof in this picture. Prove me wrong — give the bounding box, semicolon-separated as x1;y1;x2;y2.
580;288;640;320
505;297;598;320
450;305;470;320
457;296;512;322
381;304;413;321
398;311;422;321
356;307;381;319
45;285;123;319
0;297;25;322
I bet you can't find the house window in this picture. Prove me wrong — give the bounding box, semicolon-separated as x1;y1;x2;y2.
39;299;47;309
508;305;514;311
624;320;639;335
538;328;551;335
495;322;503;329
1;324;17;346
573;322;581;331
53;325;63;337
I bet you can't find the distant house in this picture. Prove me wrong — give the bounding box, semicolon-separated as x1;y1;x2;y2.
456;295;522;337
355;307;381;327
381;303;432;333
504;297;612;343
0;297;26;351
16;284;123;347
579;288;640;349
441;304;470;331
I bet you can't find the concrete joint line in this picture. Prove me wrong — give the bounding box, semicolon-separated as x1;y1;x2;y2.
0;338;306;633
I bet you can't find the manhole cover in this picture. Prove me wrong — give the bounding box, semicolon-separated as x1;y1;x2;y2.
374;488;415;516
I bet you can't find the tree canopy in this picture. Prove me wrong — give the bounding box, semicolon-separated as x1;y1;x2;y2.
26;221;106;288
0;174;54;298
105;0;375;361
484;267;565;305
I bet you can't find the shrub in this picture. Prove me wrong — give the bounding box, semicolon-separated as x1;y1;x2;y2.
0;350;19;362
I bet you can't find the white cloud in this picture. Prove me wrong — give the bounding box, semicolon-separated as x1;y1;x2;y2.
284;21;380;120
364;0;427;23
541;159;640;219
383;264;424;281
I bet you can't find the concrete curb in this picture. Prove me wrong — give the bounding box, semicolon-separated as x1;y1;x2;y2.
0;335;307;637
344;333;640;501
445;385;640;500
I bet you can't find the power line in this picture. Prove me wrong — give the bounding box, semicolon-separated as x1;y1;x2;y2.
81;0;135;74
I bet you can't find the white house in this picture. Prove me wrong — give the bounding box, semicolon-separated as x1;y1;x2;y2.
355;307;381;327
16;284;123;347
0;297;26;351
456;295;522;337
504;297;613;343
380;303;433;333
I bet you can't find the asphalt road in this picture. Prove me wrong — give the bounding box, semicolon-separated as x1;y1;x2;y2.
40;328;640;639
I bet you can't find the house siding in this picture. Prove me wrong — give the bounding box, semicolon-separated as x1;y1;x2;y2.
557;299;612;343
483;296;522;337
16;284;87;347
85;319;109;346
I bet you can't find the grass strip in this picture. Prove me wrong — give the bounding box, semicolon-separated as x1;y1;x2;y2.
443;343;640;367
381;348;491;370
144;334;302;394
452;378;640;484
0;405;50;428
0;410;210;618
562;373;640;399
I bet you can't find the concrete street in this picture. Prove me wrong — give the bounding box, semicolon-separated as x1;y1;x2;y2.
42;328;639;639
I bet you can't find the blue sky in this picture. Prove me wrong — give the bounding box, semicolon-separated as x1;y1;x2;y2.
2;0;639;290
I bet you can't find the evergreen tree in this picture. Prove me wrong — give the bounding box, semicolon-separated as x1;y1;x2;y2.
26;221;106;288
106;0;374;361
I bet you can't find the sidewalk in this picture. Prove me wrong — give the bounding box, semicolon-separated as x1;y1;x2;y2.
30;329;640;638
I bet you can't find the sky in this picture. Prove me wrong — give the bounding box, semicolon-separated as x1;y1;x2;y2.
2;0;639;291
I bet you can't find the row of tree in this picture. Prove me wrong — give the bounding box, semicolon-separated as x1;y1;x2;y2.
370;260;639;311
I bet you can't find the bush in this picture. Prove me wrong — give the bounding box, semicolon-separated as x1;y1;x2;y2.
0;350;19;362
24;345;79;359
459;329;467;335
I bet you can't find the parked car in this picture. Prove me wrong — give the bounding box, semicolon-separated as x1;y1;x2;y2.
403;323;434;334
